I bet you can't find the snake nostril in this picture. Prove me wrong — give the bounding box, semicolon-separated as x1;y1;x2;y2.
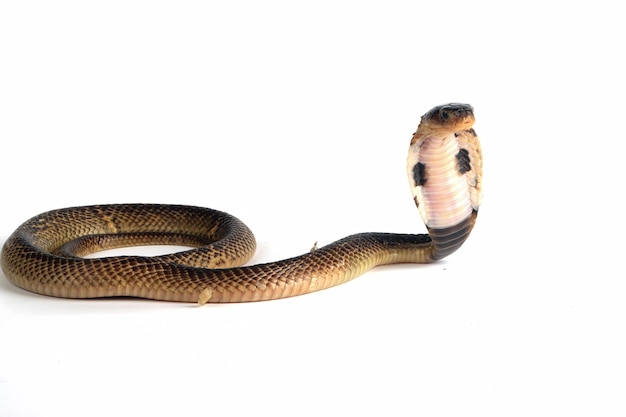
452;104;474;117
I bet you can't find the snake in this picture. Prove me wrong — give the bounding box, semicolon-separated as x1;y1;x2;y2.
1;103;482;304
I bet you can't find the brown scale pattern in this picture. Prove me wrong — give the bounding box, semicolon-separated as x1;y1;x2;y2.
1;205;434;303
1;103;481;304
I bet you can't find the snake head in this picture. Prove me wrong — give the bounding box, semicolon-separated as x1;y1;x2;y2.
420;103;475;133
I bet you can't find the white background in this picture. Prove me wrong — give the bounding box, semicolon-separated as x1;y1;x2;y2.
1;1;624;416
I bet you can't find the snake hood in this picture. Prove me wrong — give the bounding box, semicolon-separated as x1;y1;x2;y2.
406;103;482;260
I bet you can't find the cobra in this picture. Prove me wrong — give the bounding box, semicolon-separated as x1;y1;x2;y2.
1;103;482;304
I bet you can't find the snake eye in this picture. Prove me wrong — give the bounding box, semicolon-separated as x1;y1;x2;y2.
440;110;449;122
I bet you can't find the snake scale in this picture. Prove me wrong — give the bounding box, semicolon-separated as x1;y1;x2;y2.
1;103;482;304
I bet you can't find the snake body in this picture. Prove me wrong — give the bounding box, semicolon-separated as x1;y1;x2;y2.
1;103;482;304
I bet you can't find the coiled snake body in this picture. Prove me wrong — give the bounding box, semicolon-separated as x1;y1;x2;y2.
1;103;482;304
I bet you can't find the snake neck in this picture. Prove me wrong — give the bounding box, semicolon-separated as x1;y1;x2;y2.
427;210;477;261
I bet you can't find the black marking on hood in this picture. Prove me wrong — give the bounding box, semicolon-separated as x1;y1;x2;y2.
456;149;471;174
412;162;427;186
